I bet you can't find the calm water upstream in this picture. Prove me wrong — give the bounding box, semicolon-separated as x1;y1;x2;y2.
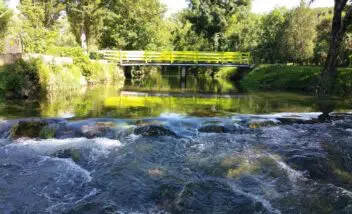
1;71;352;213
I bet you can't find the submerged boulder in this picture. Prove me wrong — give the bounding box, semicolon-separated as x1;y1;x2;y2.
153;180;265;213
11;120;49;139
51;149;81;162
248;119;278;129
198;125;231;133
80;124;115;139
133;125;177;137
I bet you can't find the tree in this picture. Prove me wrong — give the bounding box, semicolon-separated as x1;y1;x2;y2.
64;0;105;51
185;0;251;51
317;0;352;94
19;0;65;53
257;8;287;63
0;0;12;51
225;12;262;52
100;0;171;50
171;11;210;51
282;1;318;64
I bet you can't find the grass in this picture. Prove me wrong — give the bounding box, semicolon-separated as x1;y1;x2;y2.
241;64;352;95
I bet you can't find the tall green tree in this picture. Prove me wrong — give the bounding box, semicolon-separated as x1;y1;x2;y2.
0;0;12;51
171;11;209;51
64;0;105;51
257;8;287;63
100;0;171;50
225;12;262;52
282;1;318;64
185;0;251;51
19;0;62;52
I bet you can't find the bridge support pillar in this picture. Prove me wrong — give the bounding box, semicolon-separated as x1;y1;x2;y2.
180;67;187;89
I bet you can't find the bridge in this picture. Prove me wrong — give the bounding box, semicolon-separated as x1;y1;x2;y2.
99;50;252;67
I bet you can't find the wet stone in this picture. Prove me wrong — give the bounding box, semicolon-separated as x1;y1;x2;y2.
65;202;117;214
11;120;49;139
277;117;318;125
286;155;330;179
248;119;278;129
161;180;266;213
80;125;115;139
198;125;231;133
133;125;177;137
51;149;81;162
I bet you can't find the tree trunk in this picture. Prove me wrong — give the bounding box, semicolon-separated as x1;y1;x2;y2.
319;0;351;95
80;29;87;51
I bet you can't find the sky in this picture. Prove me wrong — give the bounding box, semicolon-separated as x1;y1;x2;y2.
5;0;335;15
162;0;335;16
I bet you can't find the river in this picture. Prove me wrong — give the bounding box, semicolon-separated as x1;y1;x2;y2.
0;69;352;213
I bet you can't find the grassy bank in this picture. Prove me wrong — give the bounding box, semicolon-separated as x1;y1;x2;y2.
241;65;352;95
0;56;125;99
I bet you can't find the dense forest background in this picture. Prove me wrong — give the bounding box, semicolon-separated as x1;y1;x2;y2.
0;0;351;66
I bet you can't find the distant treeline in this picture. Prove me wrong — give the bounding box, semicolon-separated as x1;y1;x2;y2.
0;0;351;66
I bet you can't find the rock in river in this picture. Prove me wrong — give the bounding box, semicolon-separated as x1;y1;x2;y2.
153;180;266;213
133;125;177;137
198;125;231;133
11;120;49;139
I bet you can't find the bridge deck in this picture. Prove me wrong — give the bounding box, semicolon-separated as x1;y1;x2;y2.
99;50;252;67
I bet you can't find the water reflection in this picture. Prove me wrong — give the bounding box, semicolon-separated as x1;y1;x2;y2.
0;68;351;119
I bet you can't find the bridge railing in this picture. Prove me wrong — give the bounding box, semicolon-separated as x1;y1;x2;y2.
99;50;252;65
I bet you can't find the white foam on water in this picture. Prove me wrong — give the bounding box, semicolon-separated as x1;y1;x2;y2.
275;158;306;183
160;113;185;119
228;182;282;214
38;156;93;183
45;188;98;214
11;137;123;156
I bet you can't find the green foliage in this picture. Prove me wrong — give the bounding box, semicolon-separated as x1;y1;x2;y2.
225;12;262;52
0;59;42;98
215;67;238;80
184;0;251;51
0;1;13;51
281;2;318;64
256;8;287;63
46;46;85;58
65;0;105;50
241;65;321;92
100;0;171;50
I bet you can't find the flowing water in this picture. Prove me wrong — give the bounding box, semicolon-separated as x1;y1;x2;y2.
1;70;352;213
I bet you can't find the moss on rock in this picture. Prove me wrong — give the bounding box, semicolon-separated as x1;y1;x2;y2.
11;120;48;139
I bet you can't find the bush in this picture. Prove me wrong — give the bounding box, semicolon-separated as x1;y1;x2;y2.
89;52;104;60
0;59;42;98
46;46;85;58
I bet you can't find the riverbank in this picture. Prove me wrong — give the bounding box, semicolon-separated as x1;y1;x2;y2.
0;55;125;99
240;65;352;95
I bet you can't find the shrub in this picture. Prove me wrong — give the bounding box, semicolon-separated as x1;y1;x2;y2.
46;46;85;58
0;59;42;98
